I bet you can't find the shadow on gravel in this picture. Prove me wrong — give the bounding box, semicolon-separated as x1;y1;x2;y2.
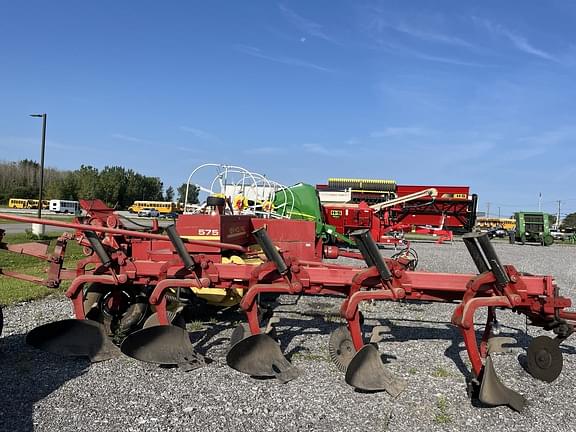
373;318;535;376
189;320;242;357
274;316;333;360
0;333;88;432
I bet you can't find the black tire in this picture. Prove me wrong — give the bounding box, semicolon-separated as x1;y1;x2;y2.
0;306;3;338
83;283;149;337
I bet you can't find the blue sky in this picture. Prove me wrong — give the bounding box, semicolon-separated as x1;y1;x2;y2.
1;0;576;218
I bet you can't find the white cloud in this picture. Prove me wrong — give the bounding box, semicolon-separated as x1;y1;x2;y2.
179;126;220;142
111;133;147;143
302;143;352;157
175;146;199;153
243;146;285;155
473;17;557;62
234;44;334;73
278;4;340;45
507;33;555;61
519;126;576;147
378;41;491;67
0;136;36;149
417;140;496;166
373;18;476;49
370;127;430;138
0;136;93;152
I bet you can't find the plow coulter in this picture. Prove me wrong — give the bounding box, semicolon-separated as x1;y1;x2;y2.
0;204;575;413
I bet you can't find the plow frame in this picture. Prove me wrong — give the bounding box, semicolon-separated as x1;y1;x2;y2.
1;210;576;411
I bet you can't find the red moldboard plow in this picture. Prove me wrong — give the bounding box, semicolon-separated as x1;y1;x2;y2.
216;228;576;411
1;206;575;412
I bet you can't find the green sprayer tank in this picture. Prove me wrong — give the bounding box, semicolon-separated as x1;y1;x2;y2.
512;212;554;246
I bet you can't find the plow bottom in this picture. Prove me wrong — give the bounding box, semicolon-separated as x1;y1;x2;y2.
226;330;299;383
345;343;406;397
26;319;120;362
479;356;527;412
120;325;205;371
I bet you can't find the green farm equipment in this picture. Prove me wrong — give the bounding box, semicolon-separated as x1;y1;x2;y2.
273;183;353;246
511;212;554;246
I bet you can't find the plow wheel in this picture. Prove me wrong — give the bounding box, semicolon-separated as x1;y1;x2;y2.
329;325;356;372
83;283;148;338
526;336;563;383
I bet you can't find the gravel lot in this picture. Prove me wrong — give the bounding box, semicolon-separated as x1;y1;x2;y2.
1;240;576;432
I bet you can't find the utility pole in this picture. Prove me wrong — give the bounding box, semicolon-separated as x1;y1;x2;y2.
486;202;490;218
556;200;561;229
538;193;542;212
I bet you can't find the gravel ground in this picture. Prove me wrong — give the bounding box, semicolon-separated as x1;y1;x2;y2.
1;240;576;432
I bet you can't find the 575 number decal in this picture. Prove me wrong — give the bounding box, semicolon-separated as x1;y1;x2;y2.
197;229;219;236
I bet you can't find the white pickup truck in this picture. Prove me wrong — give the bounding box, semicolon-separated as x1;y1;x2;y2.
550;230;575;241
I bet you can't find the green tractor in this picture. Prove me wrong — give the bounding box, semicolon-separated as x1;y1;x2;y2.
510;212;554;246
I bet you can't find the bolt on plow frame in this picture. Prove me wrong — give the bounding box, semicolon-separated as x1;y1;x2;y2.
0;208;574;412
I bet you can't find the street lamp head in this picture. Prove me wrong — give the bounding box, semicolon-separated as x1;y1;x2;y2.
29;113;45;118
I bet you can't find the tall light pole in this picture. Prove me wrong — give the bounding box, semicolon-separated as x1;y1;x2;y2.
30;113;47;219
538;192;542;212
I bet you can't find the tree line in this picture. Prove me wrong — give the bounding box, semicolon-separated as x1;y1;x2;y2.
0;160;198;209
562;213;576;230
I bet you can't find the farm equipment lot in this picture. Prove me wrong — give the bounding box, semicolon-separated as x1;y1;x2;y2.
1;242;575;432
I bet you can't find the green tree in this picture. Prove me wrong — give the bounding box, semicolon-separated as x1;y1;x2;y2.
177;183;199;204
99;166;127;207
0;159;171;209
60;172;80;200
76;165;101;199
124;169;145;204
18;159;40;190
549;214;557;226
141;176;164;201
561;213;576;229
165;186;175;202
